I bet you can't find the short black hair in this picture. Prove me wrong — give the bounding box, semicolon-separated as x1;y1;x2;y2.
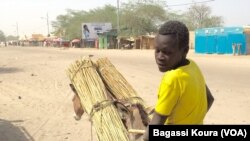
158;20;189;49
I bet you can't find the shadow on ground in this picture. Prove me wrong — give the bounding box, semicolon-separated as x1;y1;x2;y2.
0;67;22;74
0;119;34;141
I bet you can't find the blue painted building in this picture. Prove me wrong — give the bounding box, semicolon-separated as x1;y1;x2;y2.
195;27;250;55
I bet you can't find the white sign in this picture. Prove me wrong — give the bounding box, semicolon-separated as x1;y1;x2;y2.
82;23;112;40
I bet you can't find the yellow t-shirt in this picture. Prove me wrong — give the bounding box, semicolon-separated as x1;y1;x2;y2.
155;59;207;124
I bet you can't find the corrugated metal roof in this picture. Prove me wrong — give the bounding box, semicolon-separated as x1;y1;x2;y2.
196;27;244;35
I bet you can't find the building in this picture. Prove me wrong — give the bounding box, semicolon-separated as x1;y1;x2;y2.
82;23;112;48
195;27;250;55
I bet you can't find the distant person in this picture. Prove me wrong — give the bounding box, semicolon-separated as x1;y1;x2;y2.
143;21;214;141
232;43;236;56
237;43;241;55
43;41;47;47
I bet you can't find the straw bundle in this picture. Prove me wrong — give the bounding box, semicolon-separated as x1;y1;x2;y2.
96;58;147;108
67;57;130;141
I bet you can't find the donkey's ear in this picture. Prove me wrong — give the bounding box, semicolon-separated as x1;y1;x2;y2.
69;84;77;93
69;84;73;89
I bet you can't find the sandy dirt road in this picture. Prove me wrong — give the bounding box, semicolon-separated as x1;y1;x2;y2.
0;46;249;141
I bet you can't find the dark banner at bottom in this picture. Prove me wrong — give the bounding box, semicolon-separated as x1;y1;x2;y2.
149;125;250;141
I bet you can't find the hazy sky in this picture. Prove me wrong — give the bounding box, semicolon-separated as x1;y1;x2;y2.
0;0;249;36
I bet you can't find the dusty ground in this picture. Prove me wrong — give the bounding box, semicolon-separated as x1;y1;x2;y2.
0;46;249;141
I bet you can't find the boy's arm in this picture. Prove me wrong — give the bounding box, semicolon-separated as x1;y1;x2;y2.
143;111;168;141
206;84;214;112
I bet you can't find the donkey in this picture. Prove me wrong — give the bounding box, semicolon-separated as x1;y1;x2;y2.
69;84;153;141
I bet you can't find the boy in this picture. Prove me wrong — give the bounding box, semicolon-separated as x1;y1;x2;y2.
143;21;214;141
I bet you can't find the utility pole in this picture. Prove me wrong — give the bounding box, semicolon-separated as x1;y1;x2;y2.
41;13;50;36
16;22;19;37
117;0;120;49
46;12;50;36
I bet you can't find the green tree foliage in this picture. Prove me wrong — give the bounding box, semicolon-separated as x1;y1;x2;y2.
52;3;166;39
6;35;18;41
120;3;166;36
0;30;6;42
52;5;117;40
51;2;223;39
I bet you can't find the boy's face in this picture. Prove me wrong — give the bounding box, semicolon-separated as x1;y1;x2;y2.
154;34;186;72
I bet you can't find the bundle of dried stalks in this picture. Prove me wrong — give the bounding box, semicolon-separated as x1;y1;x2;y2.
67;57;130;141
96;58;147;108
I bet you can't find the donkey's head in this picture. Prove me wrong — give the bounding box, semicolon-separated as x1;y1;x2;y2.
115;103;150;141
70;84;84;120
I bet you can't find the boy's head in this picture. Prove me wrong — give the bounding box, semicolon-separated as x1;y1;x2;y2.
155;20;189;72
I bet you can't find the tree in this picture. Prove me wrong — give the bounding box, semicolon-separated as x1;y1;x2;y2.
51;2;223;39
120;2;167;36
6;35;18;41
184;4;223;30
52;5;117;40
52;9;84;40
51;14;70;39
0;30;6;42
52;3;167;39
